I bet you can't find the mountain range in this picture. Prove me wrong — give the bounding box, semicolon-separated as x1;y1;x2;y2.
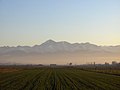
0;39;120;55
0;40;120;64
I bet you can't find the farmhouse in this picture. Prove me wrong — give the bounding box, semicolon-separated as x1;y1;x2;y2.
50;64;57;67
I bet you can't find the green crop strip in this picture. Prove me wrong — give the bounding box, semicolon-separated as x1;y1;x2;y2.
0;68;120;90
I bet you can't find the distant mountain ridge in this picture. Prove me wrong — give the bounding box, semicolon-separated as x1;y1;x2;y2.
0;39;120;55
0;40;120;64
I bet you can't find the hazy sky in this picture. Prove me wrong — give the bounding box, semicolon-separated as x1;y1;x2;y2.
0;0;120;46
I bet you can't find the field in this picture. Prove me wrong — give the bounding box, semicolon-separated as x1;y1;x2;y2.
0;67;120;90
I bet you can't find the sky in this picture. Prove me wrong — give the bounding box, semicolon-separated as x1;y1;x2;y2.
0;0;120;46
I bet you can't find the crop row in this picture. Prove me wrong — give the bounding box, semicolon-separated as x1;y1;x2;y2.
0;68;120;90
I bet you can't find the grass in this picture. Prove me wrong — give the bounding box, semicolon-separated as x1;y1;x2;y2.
0;67;120;90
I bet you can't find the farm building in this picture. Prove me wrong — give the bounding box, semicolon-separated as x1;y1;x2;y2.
50;64;57;67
